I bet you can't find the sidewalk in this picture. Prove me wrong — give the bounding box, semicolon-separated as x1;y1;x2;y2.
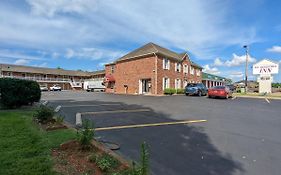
233;92;281;100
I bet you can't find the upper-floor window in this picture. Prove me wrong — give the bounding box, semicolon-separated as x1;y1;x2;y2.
175;63;181;72
163;58;170;70
196;69;201;76
111;65;115;73
190;67;195;75
183;64;188;73
175;79;181;89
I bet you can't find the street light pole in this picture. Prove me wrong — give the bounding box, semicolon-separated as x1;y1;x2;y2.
243;45;249;93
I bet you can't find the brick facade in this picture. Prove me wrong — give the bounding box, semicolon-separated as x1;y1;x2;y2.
104;50;203;95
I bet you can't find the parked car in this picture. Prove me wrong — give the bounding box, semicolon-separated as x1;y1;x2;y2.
208;86;232;99
39;85;48;91
226;84;236;92
49;84;62;91
185;83;208;96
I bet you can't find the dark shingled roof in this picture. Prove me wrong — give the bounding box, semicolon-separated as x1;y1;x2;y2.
0;63;105;77
115;42;202;69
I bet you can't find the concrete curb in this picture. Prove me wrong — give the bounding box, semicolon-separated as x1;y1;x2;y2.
75;113;82;127
234;95;281;100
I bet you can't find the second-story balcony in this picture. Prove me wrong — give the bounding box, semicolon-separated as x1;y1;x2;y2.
1;75;72;82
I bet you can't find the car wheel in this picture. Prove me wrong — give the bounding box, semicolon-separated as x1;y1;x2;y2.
185;93;189;96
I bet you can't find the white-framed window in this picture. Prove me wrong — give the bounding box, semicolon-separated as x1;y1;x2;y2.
175;62;181;72
196;69;201;76
175;78;181;89
190;67;195;75
163;58;170;70
111;65;115;73
163;77;170;90
183;64;188;73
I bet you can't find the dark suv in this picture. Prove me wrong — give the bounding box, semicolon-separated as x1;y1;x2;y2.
185;83;208;96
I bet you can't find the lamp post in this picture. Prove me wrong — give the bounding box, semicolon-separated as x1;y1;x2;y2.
243;45;249;93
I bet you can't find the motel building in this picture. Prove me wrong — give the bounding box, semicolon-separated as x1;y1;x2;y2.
0;63;105;90
104;42;203;95
202;72;232;88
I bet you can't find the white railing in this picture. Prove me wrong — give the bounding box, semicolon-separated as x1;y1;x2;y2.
1;75;71;82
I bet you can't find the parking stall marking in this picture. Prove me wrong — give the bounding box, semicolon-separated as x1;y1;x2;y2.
94;119;207;131
265;98;270;104
81;109;151;115
61;104;121;108
231;96;237;100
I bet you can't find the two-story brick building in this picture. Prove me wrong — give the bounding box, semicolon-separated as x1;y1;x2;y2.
104;42;203;95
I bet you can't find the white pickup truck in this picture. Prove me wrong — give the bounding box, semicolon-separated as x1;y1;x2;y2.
49;84;62;91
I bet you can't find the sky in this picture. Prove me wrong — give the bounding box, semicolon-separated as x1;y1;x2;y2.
0;0;281;82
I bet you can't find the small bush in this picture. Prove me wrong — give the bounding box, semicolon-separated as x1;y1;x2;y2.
164;88;176;95
55;115;64;124
95;154;119;172
0;78;41;108
33;105;54;123
176;88;185;94
77;119;94;149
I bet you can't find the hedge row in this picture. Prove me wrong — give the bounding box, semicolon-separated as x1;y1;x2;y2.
0;78;41;108
164;88;185;95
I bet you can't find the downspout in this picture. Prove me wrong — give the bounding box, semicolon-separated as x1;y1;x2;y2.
153;52;158;95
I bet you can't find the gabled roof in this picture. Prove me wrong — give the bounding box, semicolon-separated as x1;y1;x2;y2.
0;63;105;77
114;42;203;69
117;42;182;62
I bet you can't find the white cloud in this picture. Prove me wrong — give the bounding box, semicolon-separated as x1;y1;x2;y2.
0;49;44;61
214;54;256;67
27;0;97;17
64;47;125;61
229;71;244;78
0;0;260;59
14;59;30;65
203;65;220;75
65;49;75;59
214;58;223;66
267;46;281;53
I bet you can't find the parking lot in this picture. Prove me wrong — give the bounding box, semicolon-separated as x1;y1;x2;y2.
43;91;281;175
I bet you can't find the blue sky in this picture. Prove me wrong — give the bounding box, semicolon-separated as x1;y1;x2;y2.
0;0;281;82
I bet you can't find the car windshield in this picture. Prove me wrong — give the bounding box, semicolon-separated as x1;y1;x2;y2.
213;86;225;89
187;84;197;87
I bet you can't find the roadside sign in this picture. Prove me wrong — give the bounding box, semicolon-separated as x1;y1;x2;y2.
253;59;279;75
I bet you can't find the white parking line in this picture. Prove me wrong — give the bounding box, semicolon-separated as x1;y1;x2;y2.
81;109;151;115
232;96;237;100
61;104;121;108
54;105;61;112
265;98;270;104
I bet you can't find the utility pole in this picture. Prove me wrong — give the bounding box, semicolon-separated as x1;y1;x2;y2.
243;45;249;93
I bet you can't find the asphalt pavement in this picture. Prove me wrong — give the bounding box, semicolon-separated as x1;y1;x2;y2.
43;91;281;175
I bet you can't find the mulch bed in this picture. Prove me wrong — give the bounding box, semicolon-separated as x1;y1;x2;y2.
52;140;128;175
34;118;67;131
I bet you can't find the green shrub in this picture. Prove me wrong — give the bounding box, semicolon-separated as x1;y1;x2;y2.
176;88;185;94
77;119;94;149
164;88;176;95
0;78;41;108
33;105;54;123
55;115;64;124
94;154;119;172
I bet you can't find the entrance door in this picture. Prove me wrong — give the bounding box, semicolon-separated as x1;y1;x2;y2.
141;79;151;94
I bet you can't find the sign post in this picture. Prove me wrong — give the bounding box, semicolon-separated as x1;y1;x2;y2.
253;59;279;93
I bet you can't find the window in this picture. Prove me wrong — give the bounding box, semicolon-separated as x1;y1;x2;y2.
183;64;188;73
163;58;170;70
175;63;181;72
163;77;170;90
196;69;201;76
175;79;181;89
190;67;195;75
111;65;115;73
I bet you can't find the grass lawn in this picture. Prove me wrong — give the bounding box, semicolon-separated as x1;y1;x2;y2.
0;109;77;175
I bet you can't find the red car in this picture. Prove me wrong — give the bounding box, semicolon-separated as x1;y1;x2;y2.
207;86;232;99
